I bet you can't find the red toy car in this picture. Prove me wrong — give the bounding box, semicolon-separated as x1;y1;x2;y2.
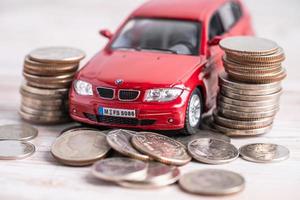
69;0;254;135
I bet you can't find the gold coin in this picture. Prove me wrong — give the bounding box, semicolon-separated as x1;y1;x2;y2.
228;68;287;83
218;107;278;120
217;101;278;113
213;122;272;136
24;64;78;76
131;132;191;166
224;63;283;75
218;94;279;107
51;129;110;166
219;36;279;55
225;47;285;63
221;88;282;101
21;98;68;111
21;96;66;106
29;47;85;64
213;112;273;129
23;71;76;83
223;55;282;68
219;72;281;90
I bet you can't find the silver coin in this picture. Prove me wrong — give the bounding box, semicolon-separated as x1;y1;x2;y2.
239;143;289;163
0;124;38;141
118;165;180;189
179;169;245;195
0;140;35;160
106;129;150;161
218;94;279;107
219;36;279;55
92;157;148;182
29;47;85;63
218;107;278;120
217;100;279;113
51;129;110;166
131;132;191;166
188;138;239;164
221;84;281;96
221;88;282;101
219;72;281;90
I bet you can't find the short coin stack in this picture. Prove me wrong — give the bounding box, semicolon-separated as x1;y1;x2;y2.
213;36;286;136
19;47;85;124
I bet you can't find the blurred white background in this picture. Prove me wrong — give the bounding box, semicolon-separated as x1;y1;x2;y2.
0;0;299;85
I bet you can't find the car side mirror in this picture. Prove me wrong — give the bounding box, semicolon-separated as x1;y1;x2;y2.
208;36;222;46
99;29;113;39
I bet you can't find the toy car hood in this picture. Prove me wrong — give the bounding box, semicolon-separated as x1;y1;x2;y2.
77;50;205;88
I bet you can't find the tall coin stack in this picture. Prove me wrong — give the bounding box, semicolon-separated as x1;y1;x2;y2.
19;47;85;124
213;36;286;136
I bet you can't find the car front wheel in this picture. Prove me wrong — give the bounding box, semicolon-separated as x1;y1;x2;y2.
181;88;203;135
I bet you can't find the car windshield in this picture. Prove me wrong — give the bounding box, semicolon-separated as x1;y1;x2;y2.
111;18;200;55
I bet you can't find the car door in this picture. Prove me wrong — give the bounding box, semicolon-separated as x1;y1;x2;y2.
203;10;226;110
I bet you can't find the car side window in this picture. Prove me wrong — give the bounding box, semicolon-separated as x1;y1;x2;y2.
231;1;243;22
209;12;225;40
218;1;243;31
218;2;236;31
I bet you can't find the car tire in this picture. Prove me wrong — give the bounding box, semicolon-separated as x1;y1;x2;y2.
181;88;203;135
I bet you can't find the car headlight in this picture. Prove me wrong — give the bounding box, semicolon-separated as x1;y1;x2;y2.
144;88;183;102
74;80;93;95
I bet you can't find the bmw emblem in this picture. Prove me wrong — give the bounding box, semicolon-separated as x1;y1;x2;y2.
115;79;123;85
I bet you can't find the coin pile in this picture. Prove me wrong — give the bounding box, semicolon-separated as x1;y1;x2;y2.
0;124;37;160
213;36;286;136
19;47;85;124
49;127;290;195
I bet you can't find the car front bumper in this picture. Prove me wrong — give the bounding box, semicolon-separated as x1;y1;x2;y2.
69;89;190;130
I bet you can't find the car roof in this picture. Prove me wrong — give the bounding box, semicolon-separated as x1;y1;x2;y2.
131;0;229;21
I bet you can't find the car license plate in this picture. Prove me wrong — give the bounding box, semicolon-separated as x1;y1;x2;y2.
98;107;136;118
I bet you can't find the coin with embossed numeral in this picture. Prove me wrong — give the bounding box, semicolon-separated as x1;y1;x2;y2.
131;132;191;166
188;138;239;164
239;143;289;163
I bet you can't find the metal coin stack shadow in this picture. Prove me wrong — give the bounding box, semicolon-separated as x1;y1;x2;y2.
213;36;286;136
19;47;85;124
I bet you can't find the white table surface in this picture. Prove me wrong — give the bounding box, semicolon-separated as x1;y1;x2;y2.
0;0;299;199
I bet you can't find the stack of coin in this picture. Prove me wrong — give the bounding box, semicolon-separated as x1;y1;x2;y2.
19;47;85;124
212;37;286;136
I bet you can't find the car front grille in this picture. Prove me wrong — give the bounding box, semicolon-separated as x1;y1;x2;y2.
119;90;140;101
97;87;114;99
97;87;140;101
83;113;155;126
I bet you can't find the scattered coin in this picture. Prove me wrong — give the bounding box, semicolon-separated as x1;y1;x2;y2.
118;163;180;189
106;129;150;161
179;169;245;195
92;157;148;182
188;138;239;164
0;140;35;160
131;132;191;166
28;47;85;63
239;143;289;163
51;129;110;166
0;124;38;141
